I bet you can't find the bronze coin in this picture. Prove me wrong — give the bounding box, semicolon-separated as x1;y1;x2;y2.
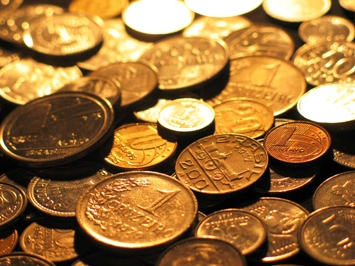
264;121;331;167
0;227;18;255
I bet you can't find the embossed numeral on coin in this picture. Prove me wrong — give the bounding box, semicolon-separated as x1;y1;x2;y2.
138;189;180;216
0;188;17;207
323;214;354;249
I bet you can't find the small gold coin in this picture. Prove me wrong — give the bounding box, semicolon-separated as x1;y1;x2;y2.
339;0;355;12
69;0;128;19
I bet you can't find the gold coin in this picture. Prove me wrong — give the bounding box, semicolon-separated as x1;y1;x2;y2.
76;171;198;252
213;98;274;139
339;0;355;12
0;227;18;255
104;123;178;171
262;0;331;22
69;0;128;19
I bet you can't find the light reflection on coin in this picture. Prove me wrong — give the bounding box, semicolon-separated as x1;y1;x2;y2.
339;0;355;11
0;252;55;266
69;0;128;19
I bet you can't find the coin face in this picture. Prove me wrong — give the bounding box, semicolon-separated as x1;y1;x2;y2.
175;133;268;196
76;171;198;251
139;36;229;91
104;123;178;171
0;228;18;255
0;92;114;167
264;121;331;167
299;206;355;265
69;0;128;19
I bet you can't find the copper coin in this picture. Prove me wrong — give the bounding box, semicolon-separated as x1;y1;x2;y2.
0;227;18;255
213;98;274;139
0;92;114;167
175;133;268;196
0;0;22;18
264;121;331;167
299;206;355;265
69;0;128;19
0;252;55;266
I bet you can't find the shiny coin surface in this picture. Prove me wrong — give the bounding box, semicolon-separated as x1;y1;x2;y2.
297;83;355;131
213;98;274;139
313;170;355;210
76;171;198;252
241;197;309;263
89;62;157;110
205;56;306;116
157;98;215;137
0;58;82;105
104;123;178;171
0;252;55;266
139;36;229;92
0;182;27;229
298;15;355;44
175;133;268;196
156;237;246;266
23;12;104;57
224;23;295;60
185;0;262;17
292;41;355;86
262;0;332;22
194;208;267;256
339;0;355;11
0;92;114;167
299;206;355;265
0;228;18;255
264;121;331;167
69;0;128;19
183;15;252;40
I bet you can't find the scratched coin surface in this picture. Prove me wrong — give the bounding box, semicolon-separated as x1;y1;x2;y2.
299;206;355;265
194;208;267;255
0;252;55;266
0;92;114;167
175;133;268;196
264;121;331;167
224;23;295;60
76;171;198;251
156;237;246;266
139;36;229;92
213;98;274;139
293;41;355;86
205;56;306;116
240;197;309;263
104;123;178;171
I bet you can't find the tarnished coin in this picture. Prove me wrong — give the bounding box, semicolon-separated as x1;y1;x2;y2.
213;98;274;139
156;237;246;266
0;92;114;167
262;0;332;22
139;36;229;92
297;83;355;131
0;4;64;47
69;0;128;19
224;23;295;60
240;197;309;263
0;58;82;105
89;62;157;110
264;121;331;167
292;41;355;86
76;171;198;252
183;15;252;40
0;252;55;266
298;15;355;44
194;208;267;256
205;56;306;116
23;12;104;58
0;227;18;255
313;170;355;210
0;182;27;228
175;133;268;196
299;206;355;265
104;123;177;171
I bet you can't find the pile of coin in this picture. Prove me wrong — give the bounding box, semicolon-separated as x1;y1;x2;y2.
0;0;355;265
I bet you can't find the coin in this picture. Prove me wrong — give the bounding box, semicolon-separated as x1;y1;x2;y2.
175;133;268;196
0;227;18;255
224;23;295;60
298;15;355;44
213;98;274;139
262;0;332;22
0;92;114;167
156;237;247;266
76;171;198;252
139;36;229;92
292;41;355;86
297;83;355;131
339;0;355;12
0;47;21;68
104;123;178;171
264;121;331;167
0;252;55;266
194;208;267;256
69;0;128;19
299;206;355;265
205;56;306;116
240;197;309;263
0;58;82;105
0;0;22;18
